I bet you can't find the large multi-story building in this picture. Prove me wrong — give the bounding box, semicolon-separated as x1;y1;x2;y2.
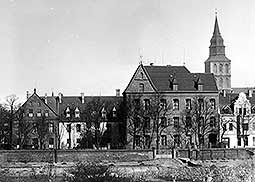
13;89;125;149
123;63;219;150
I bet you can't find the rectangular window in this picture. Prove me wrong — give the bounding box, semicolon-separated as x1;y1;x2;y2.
29;109;33;117
77;138;81;144
229;123;233;131
139;83;144;92
186;99;191;110
186;116;192;128
145;135;150;147
243;108;247;116
32;138;38;149
161;117;167;127
135;135;140;146
45;110;49;117
144;99;150;110
134;117;140;128
76;124;81;132
210;99;216;109
173;117;179;128
160;99;167;109
223;123;227;131
174;135;180;147
48;123;54;133
67;124;71;132
239;108;242;115
37;109;42;117
243;123;249;131
244;136;248;146
49;138;54;149
173;99;179;110
161;135;167;146
198;99;204;110
253;122;255;130
238;137;241;146
144;117;150;130
210;117;216;127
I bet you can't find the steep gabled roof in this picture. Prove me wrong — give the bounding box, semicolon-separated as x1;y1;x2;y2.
140;65;218;92
17;90;58;117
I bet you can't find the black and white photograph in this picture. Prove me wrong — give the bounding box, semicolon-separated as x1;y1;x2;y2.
0;0;255;181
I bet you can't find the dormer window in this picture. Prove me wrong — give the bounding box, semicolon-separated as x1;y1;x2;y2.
66;107;70;118
112;107;117;117
101;107;107;119
75;107;80;118
198;84;203;91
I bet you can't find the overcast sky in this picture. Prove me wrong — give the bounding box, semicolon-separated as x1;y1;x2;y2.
0;0;255;102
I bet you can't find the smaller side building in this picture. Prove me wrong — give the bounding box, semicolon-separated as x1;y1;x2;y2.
13;89;59;149
219;88;255;148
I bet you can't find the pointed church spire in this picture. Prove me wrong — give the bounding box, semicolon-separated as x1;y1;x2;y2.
209;15;225;56
213;16;220;35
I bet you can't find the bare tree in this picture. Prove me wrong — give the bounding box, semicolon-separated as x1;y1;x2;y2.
35;115;49;149
79;98;109;149
4;94;20;147
15;108;33;149
181;96;218;149
125;93;171;152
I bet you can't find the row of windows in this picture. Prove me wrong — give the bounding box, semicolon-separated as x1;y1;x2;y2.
213;63;229;74
134;116;216;129
28;109;49;117
32;123;54;133
134;134;181;147
223;122;255;132
64;107;117;118
134;98;216;111
66;124;81;132
31;137;54;149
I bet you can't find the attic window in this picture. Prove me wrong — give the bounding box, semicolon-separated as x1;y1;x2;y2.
101;107;107;119
29;109;33;117
139;83;144;92
75;107;80;118
112;107;117;117
198;84;203;91
141;72;144;79
66;107;70;118
37;109;42;117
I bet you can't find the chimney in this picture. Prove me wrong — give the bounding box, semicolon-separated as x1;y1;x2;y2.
26;91;30;99
45;93;47;104
81;92;85;103
34;88;36;93
248;89;253;98
116;89;120;97
58;93;62;104
52;92;54;96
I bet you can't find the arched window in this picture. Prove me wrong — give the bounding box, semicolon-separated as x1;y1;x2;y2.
225;64;229;74
140;72;144;79
219;64;223;73
219;77;223;88
213;64;217;73
226;77;230;88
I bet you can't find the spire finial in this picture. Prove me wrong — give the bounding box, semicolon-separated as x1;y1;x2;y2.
215;8;218;17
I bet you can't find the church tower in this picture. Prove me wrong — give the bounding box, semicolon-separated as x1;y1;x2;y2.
205;16;231;90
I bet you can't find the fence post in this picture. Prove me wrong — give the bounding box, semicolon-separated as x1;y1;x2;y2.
152;147;156;159
54;149;57;163
172;148;177;158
